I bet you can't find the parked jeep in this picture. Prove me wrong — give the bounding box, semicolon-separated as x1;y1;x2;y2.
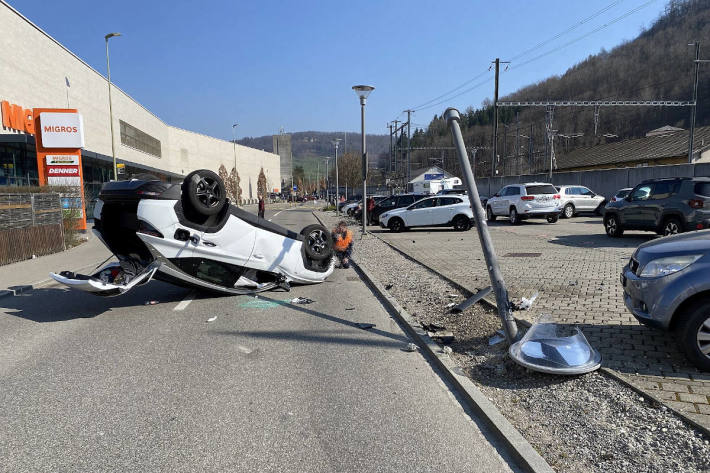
603;177;710;237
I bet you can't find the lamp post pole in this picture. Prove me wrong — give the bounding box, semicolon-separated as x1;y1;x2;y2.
232;123;238;205
352;85;374;234
104;32;121;181
334;139;341;216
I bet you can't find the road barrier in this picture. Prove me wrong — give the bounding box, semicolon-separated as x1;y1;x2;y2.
0;193;64;265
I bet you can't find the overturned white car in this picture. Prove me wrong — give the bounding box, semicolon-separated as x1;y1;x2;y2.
51;170;334;296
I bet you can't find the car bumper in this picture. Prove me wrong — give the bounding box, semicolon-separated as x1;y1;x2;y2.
519;205;559;217
620;265;676;329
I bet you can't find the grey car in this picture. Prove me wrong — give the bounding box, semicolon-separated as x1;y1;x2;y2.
621;230;710;370
604;177;710;237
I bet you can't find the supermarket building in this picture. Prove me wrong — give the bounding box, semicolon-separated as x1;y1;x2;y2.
0;1;280;211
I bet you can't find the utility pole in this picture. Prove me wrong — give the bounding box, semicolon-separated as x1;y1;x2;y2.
405;109;413;185
515;112;520;176
492;58;500;178
388;122;393;174
689;41;701;163
393;120;400;181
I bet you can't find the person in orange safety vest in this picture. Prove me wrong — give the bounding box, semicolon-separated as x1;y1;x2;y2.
332;220;353;268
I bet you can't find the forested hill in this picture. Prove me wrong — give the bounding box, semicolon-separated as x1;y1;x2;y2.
415;0;710;167
237;131;389;159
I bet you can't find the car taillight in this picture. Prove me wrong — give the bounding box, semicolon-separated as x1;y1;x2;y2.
689;199;704;209
521;196;535;201
138;220;164;238
611;197;617;202
553;194;561;199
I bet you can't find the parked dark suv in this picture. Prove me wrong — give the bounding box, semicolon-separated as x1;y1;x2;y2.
369;193;427;225
603;177;710;237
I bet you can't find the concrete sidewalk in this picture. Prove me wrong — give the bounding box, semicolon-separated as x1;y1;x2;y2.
0;231;112;292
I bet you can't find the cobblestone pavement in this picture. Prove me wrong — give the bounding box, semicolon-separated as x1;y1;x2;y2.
370;216;710;429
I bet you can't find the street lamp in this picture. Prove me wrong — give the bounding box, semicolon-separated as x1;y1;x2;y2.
324;157;332;204
232;123;238;205
352;84;374;233
105;32;121;180
333;138;341;216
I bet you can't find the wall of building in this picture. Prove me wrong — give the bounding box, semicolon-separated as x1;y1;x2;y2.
0;1;279;196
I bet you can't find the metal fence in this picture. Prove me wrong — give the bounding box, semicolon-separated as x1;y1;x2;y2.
0;193;64;266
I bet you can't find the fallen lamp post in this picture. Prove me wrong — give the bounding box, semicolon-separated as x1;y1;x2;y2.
444;107;601;375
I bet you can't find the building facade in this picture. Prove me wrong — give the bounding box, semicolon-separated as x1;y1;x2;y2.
0;1;280;212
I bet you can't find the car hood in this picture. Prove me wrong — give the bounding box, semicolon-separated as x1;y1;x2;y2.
635;230;710;266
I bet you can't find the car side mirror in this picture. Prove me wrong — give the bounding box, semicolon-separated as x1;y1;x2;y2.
494;193;499;197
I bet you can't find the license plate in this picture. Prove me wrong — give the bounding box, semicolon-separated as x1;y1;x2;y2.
537;196;550;202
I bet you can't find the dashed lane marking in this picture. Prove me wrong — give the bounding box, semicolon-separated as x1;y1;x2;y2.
174;291;196;311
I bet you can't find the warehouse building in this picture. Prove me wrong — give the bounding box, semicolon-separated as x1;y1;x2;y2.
0;1;280;214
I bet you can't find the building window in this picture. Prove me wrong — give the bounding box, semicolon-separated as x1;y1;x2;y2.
119;120;161;157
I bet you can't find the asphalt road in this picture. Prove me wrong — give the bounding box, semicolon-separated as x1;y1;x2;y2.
0;206;516;473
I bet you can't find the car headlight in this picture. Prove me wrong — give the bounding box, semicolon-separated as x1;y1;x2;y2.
381;212;388;219
639;255;702;278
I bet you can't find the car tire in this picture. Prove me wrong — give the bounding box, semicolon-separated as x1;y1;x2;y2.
301;224;333;261
509;207;520;225
604;214;624;237
453;215;471;231
547;214;559;223
662;217;683;236
563;203;575;219
675;298;710;371
486;206;497;222
182;169;226;216
389;218;404;233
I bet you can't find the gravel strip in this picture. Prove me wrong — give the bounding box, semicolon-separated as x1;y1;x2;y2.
320;213;710;473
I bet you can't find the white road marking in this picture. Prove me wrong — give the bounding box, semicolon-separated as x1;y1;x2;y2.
268;209;286;221
174;291;196;311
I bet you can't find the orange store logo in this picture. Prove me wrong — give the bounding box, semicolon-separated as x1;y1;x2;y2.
0;100;35;134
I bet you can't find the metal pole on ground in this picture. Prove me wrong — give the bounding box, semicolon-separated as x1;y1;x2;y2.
445;107;518;343
104;32;121;181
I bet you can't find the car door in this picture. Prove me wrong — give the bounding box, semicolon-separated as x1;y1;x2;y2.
491;187;508;215
506;186;521;213
574;186;593;211
623;184;652;227
434;197;458;224
406;197;437;226
646;180;679;228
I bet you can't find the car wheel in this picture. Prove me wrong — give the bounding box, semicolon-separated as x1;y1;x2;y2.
453;215;471;231
604;214;624;237
547;214;559;223
486;206;497;222
563;203;575;219
182;169;226;216
301;224;333;261
663;217;683;236
675;298;710;371
389;218;404;233
509;207;520;225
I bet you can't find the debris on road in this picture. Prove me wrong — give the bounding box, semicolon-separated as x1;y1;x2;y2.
402;342;418;352
355;322;375;330
144;300;159;305
513;291;538;311
430;330;454;344
421;322;446;332
446;302;456;308
290;297;314;304
385;284;393;290
206;316;217;323
443;346;453;355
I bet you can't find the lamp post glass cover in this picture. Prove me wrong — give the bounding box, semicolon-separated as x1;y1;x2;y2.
105;32;121;40
352;85;374;99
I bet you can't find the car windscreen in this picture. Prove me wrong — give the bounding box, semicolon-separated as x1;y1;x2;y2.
525;185;557;195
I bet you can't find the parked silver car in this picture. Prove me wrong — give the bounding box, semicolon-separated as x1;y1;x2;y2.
486;183;560;224
621;230;710;370
556;185;606;218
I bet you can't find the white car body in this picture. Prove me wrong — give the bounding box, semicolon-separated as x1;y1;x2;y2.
486;182;561;224
343;202;360;215
50;176;334;297
556;185;606;218
379;195;473;231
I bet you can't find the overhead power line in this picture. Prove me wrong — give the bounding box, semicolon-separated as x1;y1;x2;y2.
512;0;659;70
497;100;694;107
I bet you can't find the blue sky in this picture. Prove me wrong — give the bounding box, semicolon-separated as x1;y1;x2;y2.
11;0;668;140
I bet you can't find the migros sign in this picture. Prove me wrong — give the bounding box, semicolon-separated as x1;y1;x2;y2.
1;100;35;134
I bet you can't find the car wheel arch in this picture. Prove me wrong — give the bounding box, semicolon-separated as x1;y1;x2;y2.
659;212;685;232
669;290;710;332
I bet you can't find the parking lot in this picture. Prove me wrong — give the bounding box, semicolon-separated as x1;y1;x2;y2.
372;215;710;428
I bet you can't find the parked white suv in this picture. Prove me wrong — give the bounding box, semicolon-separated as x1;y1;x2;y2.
379;195;473;232
486;183;560;224
556;185;606;218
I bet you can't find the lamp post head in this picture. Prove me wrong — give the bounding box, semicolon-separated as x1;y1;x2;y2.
105;32;121;41
352;85;374;104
